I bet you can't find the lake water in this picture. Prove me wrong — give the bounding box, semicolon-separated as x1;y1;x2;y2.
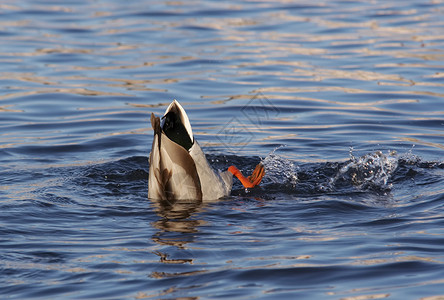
1;0;444;299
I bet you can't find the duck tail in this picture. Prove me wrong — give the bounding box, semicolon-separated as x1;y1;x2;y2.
151;113;161;148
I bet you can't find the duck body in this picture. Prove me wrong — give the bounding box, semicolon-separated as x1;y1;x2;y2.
148;100;232;201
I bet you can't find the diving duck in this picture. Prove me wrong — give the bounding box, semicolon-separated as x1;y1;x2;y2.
148;100;264;201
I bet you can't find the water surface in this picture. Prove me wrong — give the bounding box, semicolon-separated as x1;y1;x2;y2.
1;0;444;299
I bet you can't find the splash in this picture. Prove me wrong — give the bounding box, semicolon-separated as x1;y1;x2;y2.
399;145;421;165
331;148;399;191
261;145;298;188
259;146;400;194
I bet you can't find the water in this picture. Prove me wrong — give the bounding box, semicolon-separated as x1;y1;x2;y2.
1;0;444;298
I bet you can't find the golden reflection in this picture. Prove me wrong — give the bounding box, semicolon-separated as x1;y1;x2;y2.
73;62;153;71
0;72;170;95
125;102;173;109
0;105;22;113
399;137;444;151
334;278;444;299
0;72;59;85
0;70;189;94
291;67;410;84
421;296;444;300
339;293;390;300
247;89;422;109
0;47;91;57
349;250;443;267
0;88;131;101
0;4;20;10
427;72;444;78
36;48;92;55
0;0;443;297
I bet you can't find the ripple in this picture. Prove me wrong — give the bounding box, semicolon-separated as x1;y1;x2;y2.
1;0;444;299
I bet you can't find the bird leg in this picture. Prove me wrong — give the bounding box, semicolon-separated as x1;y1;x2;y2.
228;163;265;189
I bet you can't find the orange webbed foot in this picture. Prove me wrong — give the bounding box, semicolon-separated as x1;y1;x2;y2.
228;163;265;189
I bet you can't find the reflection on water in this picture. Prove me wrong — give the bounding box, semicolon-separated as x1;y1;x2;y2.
0;0;441;172
149;198;205;278
150;198;205;239
1;0;444;299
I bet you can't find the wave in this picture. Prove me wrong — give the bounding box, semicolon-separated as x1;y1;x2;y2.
233;146;444;201
4;147;440;209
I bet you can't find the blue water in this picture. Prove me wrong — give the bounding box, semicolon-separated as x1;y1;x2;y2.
1;0;444;299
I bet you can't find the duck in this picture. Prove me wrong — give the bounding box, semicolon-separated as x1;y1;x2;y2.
148;100;264;201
